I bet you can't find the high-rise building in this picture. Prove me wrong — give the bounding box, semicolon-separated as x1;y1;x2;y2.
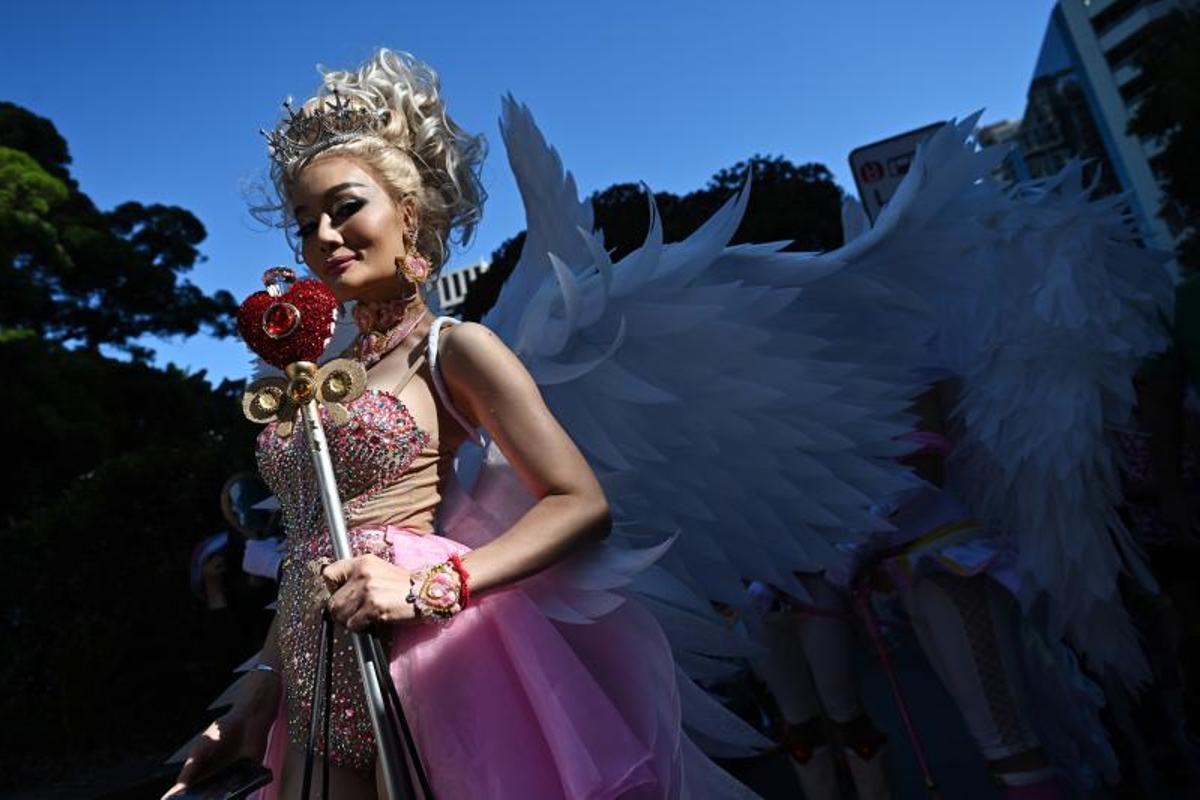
977;119;1025;186
998;1;1196;252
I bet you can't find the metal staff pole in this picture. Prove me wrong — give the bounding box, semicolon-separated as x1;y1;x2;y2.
289;362;420;800
240;269;432;798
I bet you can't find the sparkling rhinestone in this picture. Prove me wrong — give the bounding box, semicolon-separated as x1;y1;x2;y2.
263;302;300;338
259;388;432;771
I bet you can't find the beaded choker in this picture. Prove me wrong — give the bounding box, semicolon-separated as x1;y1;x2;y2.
351;298;428;368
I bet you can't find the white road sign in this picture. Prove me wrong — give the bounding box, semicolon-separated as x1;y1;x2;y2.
849;122;944;223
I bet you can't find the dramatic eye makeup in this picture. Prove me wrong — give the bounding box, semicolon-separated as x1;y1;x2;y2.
294;195;367;239
331;197;365;222
293;180;371;238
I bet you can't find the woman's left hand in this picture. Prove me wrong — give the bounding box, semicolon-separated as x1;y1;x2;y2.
322;555;416;631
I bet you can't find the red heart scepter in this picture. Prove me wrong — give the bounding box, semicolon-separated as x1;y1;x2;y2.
237;267;339;369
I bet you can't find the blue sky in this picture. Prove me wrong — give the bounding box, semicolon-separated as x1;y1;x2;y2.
2;0;1054;382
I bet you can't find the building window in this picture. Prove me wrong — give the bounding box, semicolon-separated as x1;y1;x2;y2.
1090;0;1145;37
1118;70;1152;103
1104;16;1171;72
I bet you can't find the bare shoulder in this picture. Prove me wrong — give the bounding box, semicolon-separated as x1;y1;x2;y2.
438;322;530;399
439;321;505;363
439;321;515;377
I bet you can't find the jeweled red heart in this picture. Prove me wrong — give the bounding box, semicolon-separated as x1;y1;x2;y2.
263;302;300;338
237;278;338;369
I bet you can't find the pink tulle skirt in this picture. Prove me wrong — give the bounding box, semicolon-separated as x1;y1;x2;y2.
255;525;682;799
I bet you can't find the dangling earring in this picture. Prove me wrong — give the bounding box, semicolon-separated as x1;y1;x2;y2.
403;227;432;283
396;226;431;300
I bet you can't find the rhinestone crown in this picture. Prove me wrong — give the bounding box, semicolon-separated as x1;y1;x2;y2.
262;88;391;169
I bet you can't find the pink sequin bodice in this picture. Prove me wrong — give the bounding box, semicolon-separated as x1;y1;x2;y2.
257;389;431;540
256;389;432;770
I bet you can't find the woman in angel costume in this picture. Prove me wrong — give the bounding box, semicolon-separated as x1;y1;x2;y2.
167;48;764;800
169;45;1173;799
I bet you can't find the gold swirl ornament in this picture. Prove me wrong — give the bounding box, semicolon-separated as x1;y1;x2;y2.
241;358;367;436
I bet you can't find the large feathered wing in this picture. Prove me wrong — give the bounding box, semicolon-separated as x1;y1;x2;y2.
473;100;928;758
479;100;1171;730
726;117;1174;686
925;163;1172;686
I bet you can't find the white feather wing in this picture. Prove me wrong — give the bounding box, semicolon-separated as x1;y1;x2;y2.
932;165;1172;685
483;99;1172;698
482;98;924;654
709;117;1173;684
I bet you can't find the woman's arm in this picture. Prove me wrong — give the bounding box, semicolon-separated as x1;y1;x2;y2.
163;618;282;797
438;322;610;593
323;322;610;628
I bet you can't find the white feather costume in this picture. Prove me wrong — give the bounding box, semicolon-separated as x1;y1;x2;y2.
195;99;1171;797
476;101;1171;687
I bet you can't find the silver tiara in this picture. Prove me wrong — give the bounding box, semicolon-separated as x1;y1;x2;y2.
261;88;391;169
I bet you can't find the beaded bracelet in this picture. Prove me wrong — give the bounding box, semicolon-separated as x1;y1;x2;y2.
448;554;471;608
407;557;470;620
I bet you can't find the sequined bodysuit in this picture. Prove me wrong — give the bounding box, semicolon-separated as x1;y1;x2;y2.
257;367;451;769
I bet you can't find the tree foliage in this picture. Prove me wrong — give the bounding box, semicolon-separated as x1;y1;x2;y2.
1127;10;1200;270
0;335;253;524
0;102;237;356
0;108;261;789
459;155;844;322
0;336;265;786
458;231;525;323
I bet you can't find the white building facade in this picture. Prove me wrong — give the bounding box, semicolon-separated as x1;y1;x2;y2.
435;259;491;315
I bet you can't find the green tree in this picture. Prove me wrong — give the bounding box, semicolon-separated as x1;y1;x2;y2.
0;336;266;789
460;155;844;321
0;147;71;331
0;102;237;356
458;231;525;323
0;335;253;523
0;109;262;789
1127;10;1200;270
0;147;69;245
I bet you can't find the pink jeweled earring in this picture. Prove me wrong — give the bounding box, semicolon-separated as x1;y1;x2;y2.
397;226;432;293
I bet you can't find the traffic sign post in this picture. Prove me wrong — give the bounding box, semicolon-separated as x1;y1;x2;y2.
849;122;944;223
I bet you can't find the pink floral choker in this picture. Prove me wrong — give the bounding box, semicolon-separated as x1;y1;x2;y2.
351;298;428;368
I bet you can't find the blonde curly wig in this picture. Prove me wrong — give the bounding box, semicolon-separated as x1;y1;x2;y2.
261;49;487;277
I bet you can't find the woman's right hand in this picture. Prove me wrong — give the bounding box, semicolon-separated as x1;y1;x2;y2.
162;673;278;798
